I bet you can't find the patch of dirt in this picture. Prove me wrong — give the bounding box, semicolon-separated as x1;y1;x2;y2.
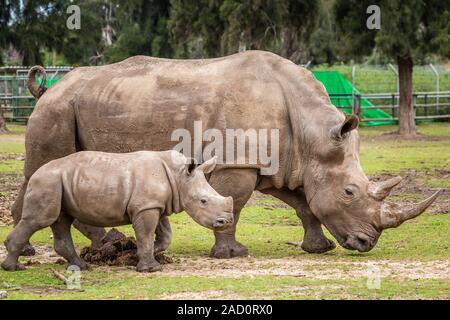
0;172;22;225
160;284;353;299
153;256;450;280
80;228;173;266
0;244;61;265
0;155;24;161
161;290;246;300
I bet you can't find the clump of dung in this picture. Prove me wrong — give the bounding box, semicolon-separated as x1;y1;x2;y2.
80;228;172;266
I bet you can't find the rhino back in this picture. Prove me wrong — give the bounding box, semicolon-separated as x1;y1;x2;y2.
71;51;287;152
55;151;170;226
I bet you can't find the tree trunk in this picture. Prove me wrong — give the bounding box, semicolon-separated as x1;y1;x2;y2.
0;113;8;134
397;55;417;135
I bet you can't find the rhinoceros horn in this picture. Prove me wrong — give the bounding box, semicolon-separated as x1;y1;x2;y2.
368;176;403;201
379;190;442;229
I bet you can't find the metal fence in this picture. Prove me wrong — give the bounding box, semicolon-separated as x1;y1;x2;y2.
329;91;450;122
0;75;35;122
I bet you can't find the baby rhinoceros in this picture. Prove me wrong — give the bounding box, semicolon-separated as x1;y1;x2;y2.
2;151;233;272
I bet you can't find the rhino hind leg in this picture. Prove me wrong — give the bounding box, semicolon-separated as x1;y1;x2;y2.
72;220;106;249
2;183;62;271
10;179;36;256
51;214;88;270
208;169;258;259
15;103;107;254
1;219;42;271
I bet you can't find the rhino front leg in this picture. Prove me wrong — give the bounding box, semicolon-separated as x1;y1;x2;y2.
154;216;172;254
132;209;162;273
261;187;336;254
208;169;258;259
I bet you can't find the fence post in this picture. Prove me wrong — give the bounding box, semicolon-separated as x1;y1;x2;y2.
388;63;399;106
352;65;356;113
355;94;361;118
413;94;417;118
429;64;439;115
391;93;396;118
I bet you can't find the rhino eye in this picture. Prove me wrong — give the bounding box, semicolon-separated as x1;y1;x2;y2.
344;188;354;196
201;199;208;204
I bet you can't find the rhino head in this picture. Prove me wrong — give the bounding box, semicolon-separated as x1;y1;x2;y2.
302;114;441;252
178;157;234;231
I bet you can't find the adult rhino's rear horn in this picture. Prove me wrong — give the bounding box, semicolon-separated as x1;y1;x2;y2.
369;176;402;200
379;190;442;229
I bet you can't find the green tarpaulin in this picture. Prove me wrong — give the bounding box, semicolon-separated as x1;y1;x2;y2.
312;71;395;126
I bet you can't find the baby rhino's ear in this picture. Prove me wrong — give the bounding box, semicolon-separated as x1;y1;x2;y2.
197;157;217;174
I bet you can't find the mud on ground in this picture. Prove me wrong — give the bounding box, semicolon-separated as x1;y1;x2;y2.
0;173;21;225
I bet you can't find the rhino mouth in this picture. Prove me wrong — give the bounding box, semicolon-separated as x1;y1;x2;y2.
323;223;379;253
212;214;234;231
341;233;379;252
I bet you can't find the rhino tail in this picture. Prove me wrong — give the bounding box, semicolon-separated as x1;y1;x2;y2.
27;65;47;99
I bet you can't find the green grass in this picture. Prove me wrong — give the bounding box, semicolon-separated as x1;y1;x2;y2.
0;124;26;155
0;160;23;174
2;270;448;299
360;139;450;175
359;122;450;137
4;124;27;135
359;123;450;176
0;122;448;299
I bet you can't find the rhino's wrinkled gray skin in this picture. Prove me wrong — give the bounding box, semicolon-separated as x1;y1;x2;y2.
2;151;233;272
13;50;440;258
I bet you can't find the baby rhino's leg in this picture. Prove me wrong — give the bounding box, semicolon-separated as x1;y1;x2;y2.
2;175;62;271
132;209;162;273
51;213;88;270
154;216;172;254
1;219;43;271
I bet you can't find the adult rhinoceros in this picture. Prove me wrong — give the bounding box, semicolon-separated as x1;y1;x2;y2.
15;50;440;258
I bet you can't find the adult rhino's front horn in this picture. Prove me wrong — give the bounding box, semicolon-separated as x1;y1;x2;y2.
369;177;442;229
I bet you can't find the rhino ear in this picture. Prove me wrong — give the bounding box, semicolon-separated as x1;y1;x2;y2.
332;114;359;140
197;156;217;174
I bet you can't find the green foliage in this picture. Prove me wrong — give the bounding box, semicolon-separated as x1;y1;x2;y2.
308;0;339;65
104;0;173;63
334;0;450;63
2;0;447;67
168;0;319;62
